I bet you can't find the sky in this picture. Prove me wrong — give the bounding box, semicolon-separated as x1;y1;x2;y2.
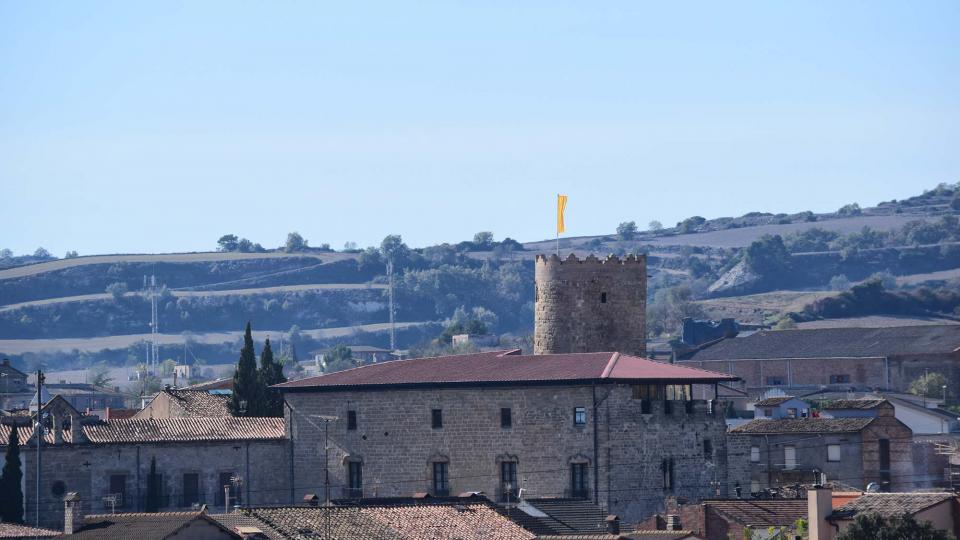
1;1;958;256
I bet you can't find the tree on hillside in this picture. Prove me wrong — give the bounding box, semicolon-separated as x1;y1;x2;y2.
951;191;960;211
145;457;161;513
473;232;494;249
909;372;948;401
258;338;286;417
744;235;792;277
837;203;862;216
33;247;52;258
231;323;259;416
648;220;663;232
106;282;128;301
284;232;308;252
616;221;638;241
380;235;409;265
217;234;239;252
1;425;24;523
64;250;79;258
89;363;114;387
323;345;355;373
836;513;952;540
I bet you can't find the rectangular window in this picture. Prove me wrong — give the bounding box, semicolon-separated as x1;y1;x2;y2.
641;399;652;414
829;374;851;384
685;400;694;414
500;461;518;502
784;446;797;470
431;409;443;429
600;292;607;303
750;446;760;463
182;473;200;507
433;462;449;496
574;407;586;425
664;400;673;415
786;408;798;419
662;458;674;491
347;410;357;431
827;444;841;462
570;463;588;499
763;408;773;417
108;474;127;507
766;377;784;386
703;439;713;460
501;408;512;428
348;462;363;497
216;472;236;506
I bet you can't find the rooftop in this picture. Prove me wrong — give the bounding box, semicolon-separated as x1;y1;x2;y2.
71;510;239;540
704;499;808;527
143;388;231;417
684;325;960;361
730;417;874;434
276;350;737;391
832;492;957;518
753;396;799;407
820;399;887;410
502;498;628;537
0;417;285;445
0;523;61;538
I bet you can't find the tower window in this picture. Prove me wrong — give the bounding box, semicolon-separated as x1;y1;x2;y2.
600;292;607;303
432;409;443;429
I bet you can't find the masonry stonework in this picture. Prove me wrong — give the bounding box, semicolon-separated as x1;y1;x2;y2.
534;254;647;357
285;383;729;523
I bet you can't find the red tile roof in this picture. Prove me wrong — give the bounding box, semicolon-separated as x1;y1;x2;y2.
0;523;61;538
83;417;285;443
276;350;737;391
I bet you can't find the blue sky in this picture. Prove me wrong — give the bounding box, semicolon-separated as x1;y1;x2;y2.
1;1;958;255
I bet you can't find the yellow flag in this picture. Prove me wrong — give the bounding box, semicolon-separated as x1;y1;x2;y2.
557;194;568;234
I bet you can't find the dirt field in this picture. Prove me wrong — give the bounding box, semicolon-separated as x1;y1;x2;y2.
0;283;387;312
795;316;959;329
0;321;429;354
0;251;357;280
697;290;838;324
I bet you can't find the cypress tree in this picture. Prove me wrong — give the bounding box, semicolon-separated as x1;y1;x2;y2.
145;456;160;512
1;425;24;523
258;338;287;417
231;322;258;417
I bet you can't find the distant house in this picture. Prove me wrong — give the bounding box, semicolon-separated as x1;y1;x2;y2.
679;325;960;395
312;345;393;365
729;400;913;493
451;333;499;348
134;387;231;419
62;494;241;540
751;396;811;419
636;497;808;540
808;487;959;540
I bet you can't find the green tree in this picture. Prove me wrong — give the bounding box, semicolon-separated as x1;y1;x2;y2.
909;372;948;401
231;322;259;416
951;191;960;211
0;425;24;523
380;235;410;265
33;247;52;258
284;232;308;252
473;232;494;249
217;234;239;252
616;221;638;241
744;235;792;277
648;220;663;232
106;281;129;300
323;344;355;373
836;513;952;540
89;363;114;387
145;457;161;512
837;203;862;216
257;338;287;417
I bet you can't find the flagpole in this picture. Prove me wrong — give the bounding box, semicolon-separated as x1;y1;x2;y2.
556;193;560;256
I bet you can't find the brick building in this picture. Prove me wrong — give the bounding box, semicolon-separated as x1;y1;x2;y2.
728;400;913;493
678;325;960;398
276;349;737;523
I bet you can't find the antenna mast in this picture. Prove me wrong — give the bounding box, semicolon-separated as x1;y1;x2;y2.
387;260;396;351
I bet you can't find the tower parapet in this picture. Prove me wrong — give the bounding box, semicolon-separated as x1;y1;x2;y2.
534;253;647;356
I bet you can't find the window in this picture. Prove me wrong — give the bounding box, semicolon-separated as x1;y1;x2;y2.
763;408;773;417
501;408;512;429
216;472;238;506
766;377;784;386
784;446;797;470
108;474;127;507
570;463;588;499
750;480;760;494
703;439;713;461
181;473;200;507
432;462;449;496
574;407;586;425
431;409;443;429
500;461;518;502
600;292;607;304
684;400;694;414
879;439;891;490
829;374;851;384
662;458;674;491
348;462;363;498
664;400;673;415
347;410;357;431
786;408;798;419
750;446;760;463
827;444;841;462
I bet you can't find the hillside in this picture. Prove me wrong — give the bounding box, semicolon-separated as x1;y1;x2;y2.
1;183;958;371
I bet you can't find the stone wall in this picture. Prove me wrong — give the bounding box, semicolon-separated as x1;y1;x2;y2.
21;439;290;529
285;382;728;523
534;254;647;357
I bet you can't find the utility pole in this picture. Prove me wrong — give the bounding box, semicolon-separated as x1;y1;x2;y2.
311;415;339;503
387;261;396;352
35;369;45;528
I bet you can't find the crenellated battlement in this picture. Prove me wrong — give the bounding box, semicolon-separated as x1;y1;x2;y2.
534;253;646;266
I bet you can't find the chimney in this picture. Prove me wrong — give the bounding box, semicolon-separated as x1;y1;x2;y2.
666;514;681;531
302;493;320;507
808;486;833;540
64;492;83;535
605;515;620;535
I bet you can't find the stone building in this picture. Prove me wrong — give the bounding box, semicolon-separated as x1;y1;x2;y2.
276;349;737;523
728;400;914;493
2;396;289;529
678;325;960;396
534;254;646;357
134;388;231;419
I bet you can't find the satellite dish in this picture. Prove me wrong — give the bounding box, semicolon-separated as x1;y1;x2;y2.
866;482;880;492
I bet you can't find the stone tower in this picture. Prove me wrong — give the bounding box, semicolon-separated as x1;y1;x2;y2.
534;253;647;356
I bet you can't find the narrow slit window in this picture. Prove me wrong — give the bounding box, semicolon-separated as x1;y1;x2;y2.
600;292;607;303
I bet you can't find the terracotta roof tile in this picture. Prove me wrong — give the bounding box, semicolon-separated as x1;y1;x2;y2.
0;523;61;538
753;396;798;406
832;492;956;517
704;499;808;527
162;389;231;417
82;417;285;443
730;417;873;434
276;350;737;391
72;511;240;540
820;399;887;410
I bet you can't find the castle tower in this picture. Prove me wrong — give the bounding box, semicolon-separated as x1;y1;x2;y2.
534;253;647;356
